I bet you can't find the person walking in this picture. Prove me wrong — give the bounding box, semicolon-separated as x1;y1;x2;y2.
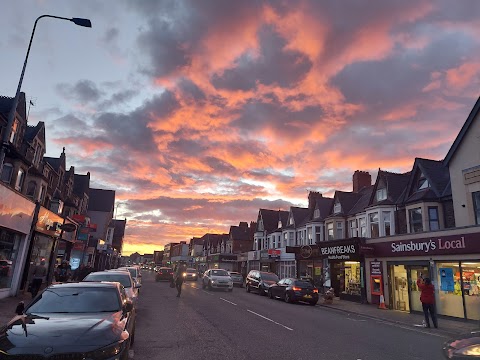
30;260;47;298
417;276;438;328
175;263;186;297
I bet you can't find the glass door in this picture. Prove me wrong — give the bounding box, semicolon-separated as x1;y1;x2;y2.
391;265;409;312
408;266;430;312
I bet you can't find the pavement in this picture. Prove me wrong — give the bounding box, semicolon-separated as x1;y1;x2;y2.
1;273;477;359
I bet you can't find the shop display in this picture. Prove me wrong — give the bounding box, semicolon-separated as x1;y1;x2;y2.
343;262;361;296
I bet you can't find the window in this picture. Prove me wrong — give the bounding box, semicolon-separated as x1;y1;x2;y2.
376;188;387;201
1;163;13;183
315;226;322;243
336;222;343;239
283;233;288;247
289;216;294;225
369;213;379;238
428;207;440;231
409;207;423;233
417;172;430;190
349;219;357;237
307;227;313;244
314;208;320;218
383;211;391;236
334;202;341;214
33;145;42;166
9;119;19;144
327;223;334;240
26;181;37;199
359;217;367;237
15;169;25;191
258;220;264;231
288;232;294;246
277;220;282;229
38;185;46;203
473;192;480;225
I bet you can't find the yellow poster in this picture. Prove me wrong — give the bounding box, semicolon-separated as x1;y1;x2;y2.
315;267;321;276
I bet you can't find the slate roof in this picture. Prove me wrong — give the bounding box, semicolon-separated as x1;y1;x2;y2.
0;92;26;121
312;197;334;220
258;209;289;232
113;219;126;238
348;185;374;215
44;157;61;171
230;225;251;241
291;206;311;227
326;191;363;218
87;188;115;212
74;173;90;196
369;170;411;207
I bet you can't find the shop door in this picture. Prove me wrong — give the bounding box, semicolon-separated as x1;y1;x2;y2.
390;265;410;312
331;263;344;297
408;266;430;313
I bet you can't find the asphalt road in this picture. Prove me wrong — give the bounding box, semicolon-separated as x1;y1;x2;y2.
133;271;447;360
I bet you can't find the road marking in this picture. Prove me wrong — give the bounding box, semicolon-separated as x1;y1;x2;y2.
220;298;237;306
373;319;447;338
247;309;293;331
128;349;134;359
202;290;214;296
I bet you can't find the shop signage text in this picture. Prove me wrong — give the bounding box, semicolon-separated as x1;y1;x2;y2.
36;207;63;237
319;240;360;261
370;261;382;275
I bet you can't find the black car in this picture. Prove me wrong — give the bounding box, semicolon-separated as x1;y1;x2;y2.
245;270;279;296
156;267;174;281
0;282;135;359
268;278;319;305
443;331;480;358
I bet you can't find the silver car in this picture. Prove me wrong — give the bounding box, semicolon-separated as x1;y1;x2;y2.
83;271;140;306
228;271;244;287
202;269;233;291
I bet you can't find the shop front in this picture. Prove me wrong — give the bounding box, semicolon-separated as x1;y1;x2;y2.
207;253;237;271
367;227;480;320
274;249;296;280
247;251;260;272
259;249;276;273
0;184;36;298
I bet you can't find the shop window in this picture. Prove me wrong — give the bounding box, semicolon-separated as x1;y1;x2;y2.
473;192;480;225
436;262;465;319
349;219;357;237
409;207;423;233
343;261;361;296
383;211;391;236
327;223;334;240
391;265;409;312
1;163;13;184
359;217;366;237
369;212;379;238
461;262;480;320
336;222;343;239
0;229;21;290
428;207;440;231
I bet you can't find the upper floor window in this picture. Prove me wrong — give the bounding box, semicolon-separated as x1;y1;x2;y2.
307;227;313;245
278;220;282;229
327;223;334;240
258;219;264;231
417;172;430;190
315;226;322;243
349;219;357;237
1;163;13;183
289;216;294;225
369;212;379;238
359;217;367;237
383;211;391;236
336;222;343;239
314;208;320;218
26;181;37;199
428;206;440;231
33;145;42;166
409;207;423;233
15;169;25;191
376;188;387;201
9;119;19;144
474;192;480;225
334;202;341;214
38;185;46;203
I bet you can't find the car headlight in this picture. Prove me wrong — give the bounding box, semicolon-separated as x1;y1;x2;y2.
211;279;216;283
85;341;126;360
183;272;187;277
458;345;480;356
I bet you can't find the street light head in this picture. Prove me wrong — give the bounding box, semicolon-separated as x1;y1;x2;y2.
71;18;92;28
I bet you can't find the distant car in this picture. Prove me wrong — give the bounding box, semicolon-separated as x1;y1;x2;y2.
156;267;174;282
229;272;244;287
0;260;12;276
202;269;233;291
183;268;198;281
1;282;135;359
83;271;140;306
118;266;142;286
443;331;480;359
268;278;319;305
245;270;279;296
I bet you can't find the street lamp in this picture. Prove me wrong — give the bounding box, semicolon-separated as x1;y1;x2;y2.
0;15;92;176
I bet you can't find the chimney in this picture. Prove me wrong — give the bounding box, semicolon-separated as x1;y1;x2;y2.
308;191;323;210
353;170;371;192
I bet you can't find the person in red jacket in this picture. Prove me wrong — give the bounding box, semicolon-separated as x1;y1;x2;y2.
417;276;438;328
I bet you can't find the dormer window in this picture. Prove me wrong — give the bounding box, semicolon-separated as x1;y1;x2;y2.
376;188;387;201
334;202;341;214
278;220;282;229
314;209;320;218
417;172;430;190
258;219;264;231
289;217;294;225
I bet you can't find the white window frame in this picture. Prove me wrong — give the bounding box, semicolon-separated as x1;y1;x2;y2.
336;221;343;239
369;212;379;238
376;188;387;201
327;222;334;240
349;219;357;237
409;207;423;233
314;208;320;218
358;217;367;237
334;202;341;214
382;211;392;236
15;168;25;191
1;163;13;183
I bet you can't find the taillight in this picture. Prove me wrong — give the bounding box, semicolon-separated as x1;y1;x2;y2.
313;288;319;293
292;286;302;291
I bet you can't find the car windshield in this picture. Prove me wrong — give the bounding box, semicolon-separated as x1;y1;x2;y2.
186;269;196;273
26;287;121;313
125;268;137;278
261;273;279;282
229;272;241;276
211;270;229;276
161;268;172;272
294;280;314;288
83;273;132;288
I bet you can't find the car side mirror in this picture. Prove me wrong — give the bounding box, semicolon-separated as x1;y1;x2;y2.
135;283;142;289
124;301;133;313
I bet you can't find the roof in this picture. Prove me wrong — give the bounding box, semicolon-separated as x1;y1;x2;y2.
369;170;411;207
326;191;362;218
25;122;45;142
44;157;61;170
190;237;204;245
258;209;289;231
0;92;26;121
348;185;374;215
314;197;334;220
113;219;127;238
444;96;480;166
88;188;115;212
229;225;251;241
74;173;90;196
290;206;311;227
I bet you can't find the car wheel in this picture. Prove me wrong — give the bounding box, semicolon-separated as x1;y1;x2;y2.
309;301;318;306
202;281;206;289
258;286;265;296
285;292;291;303
246;284;251;293
268;289;274;299
208;281;212;291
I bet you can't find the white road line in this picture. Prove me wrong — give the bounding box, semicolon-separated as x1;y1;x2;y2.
247;309;293;331
202;290;214;296
128;349;134;359
220;298;237;306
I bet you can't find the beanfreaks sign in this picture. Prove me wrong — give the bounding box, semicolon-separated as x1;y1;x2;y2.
371;232;480;257
319;239;360;261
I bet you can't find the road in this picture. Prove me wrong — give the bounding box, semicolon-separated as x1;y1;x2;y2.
134;272;447;360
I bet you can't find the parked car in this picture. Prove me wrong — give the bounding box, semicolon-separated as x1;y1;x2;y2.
229;271;244;287
0;282;135;359
183;268;199;281
83;271;140;306
117;266;142;286
268;278;319;305
156;267;174;282
0;260;12;276
245;270;279;295
443;331;480;358
202;269;233;291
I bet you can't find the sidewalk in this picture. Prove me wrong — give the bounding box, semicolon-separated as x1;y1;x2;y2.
0;291;32;326
318;298;479;338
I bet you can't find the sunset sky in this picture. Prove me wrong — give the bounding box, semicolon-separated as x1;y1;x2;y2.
2;1;480;255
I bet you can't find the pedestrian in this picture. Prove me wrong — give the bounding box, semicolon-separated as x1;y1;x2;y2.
57;260;71;282
417;276;438;328
175;263;186;297
72;264;85;281
30;260;47;298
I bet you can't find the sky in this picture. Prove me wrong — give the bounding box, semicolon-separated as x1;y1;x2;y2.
2;1;480;256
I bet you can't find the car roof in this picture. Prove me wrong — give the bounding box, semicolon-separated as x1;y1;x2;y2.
86;271;130;277
229;271;240;274
49;281;120;289
186;268;196;270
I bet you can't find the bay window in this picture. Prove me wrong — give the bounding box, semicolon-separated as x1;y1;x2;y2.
359;217;367;237
336;222;343;239
349;219;357;237
369;212;379;238
409;208;423;233
315;226;322;243
428;206;440;231
307;227;313;245
327;223;334;240
383;211;391;236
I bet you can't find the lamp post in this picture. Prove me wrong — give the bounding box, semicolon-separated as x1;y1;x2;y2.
0;15;92;176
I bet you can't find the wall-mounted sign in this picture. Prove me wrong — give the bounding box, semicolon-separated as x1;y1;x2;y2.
300;245;313;259
319;239;360;261
35;207;63;237
0;184;35;234
370;261;382;276
61;223;77;232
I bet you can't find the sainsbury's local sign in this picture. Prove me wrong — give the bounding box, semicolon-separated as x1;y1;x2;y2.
372;232;480;257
